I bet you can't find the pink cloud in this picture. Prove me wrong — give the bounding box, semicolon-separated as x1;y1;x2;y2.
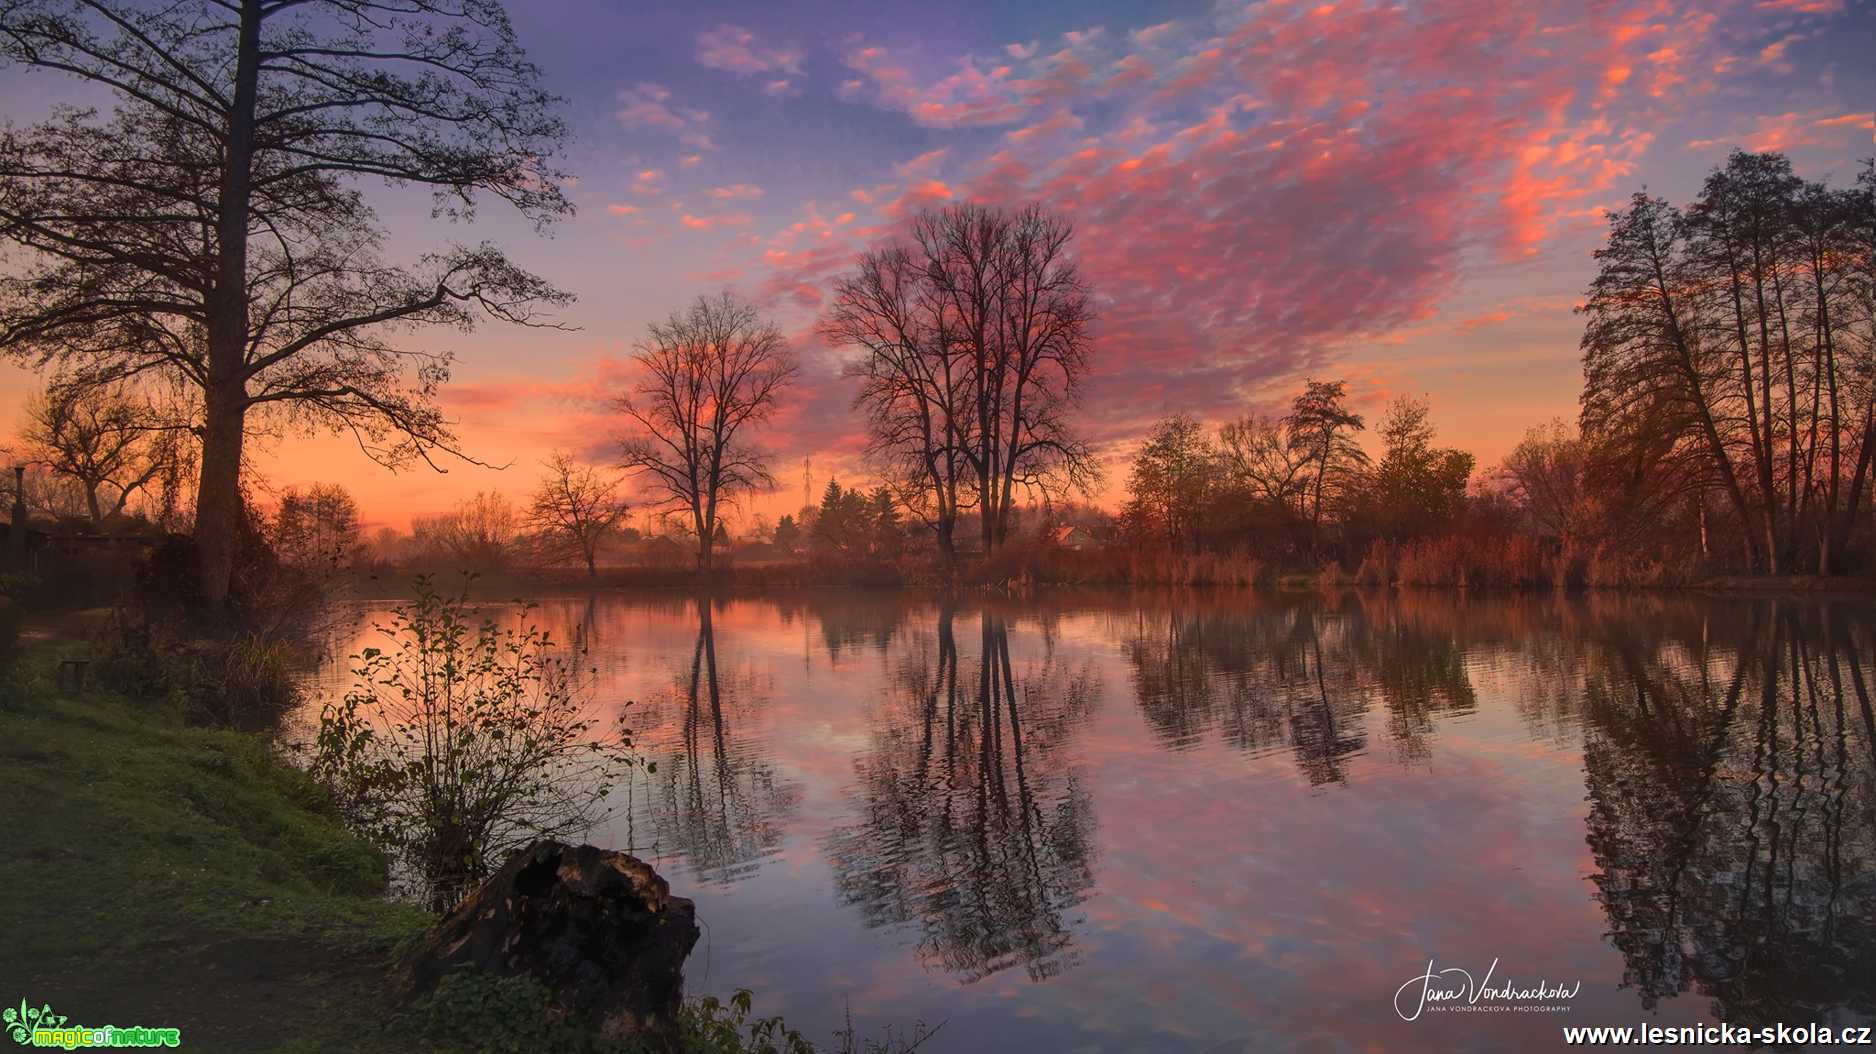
737;0;1813;451
632;169;666;195
696;25;804;77
840;43;1036;128
1688;109;1874;153
616;83;716;151
681;212;755;231
708;184;766;200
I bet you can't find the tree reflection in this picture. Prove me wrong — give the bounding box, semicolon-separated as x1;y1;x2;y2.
633;599;802;883
1116;596;1479;781
823;608;1098;982
1580;602;1876;1026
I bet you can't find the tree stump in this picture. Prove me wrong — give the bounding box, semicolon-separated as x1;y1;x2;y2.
403;840;700;1048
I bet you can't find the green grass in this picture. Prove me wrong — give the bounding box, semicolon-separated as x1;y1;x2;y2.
0;650;430;1052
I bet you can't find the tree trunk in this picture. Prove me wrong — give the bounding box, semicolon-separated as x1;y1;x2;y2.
936;519;957;574
193;381;248;611
195;0;263;613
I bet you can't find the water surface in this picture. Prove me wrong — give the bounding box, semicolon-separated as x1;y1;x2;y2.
303;589;1876;1052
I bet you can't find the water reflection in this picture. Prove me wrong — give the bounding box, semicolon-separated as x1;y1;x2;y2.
1117;596;1484;780
1576;602;1876;1027
824;608;1099;982
628;600;803;883
304;589;1876;1048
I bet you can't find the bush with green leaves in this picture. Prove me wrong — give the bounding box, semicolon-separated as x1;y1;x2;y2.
311;576;644;911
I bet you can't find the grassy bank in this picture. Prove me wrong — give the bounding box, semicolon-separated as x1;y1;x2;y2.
0;648;429;1053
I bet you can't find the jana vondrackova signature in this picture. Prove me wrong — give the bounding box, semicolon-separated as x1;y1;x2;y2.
1393;957;1582;1022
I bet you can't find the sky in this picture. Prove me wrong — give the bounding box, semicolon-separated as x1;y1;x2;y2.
2;0;1873;531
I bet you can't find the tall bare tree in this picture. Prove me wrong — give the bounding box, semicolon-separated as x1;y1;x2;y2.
615;293;795;571
0;0;574;611
824;202;1098;563
527;451;630;577
918;203;1099;552
823;244;973;567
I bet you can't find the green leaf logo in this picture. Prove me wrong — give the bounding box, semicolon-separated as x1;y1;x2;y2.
4;1000;68;1045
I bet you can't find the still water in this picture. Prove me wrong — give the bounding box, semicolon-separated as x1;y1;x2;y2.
304;589;1876;1052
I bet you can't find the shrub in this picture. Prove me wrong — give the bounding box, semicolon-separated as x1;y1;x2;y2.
94;611;306;729
310;576;645;911
1354;540;1395;586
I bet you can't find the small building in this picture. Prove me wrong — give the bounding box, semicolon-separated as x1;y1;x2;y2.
735;540;781;563
1051;525;1099;551
637;535;688;567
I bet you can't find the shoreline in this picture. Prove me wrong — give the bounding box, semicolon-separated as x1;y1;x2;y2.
333;564;1876;601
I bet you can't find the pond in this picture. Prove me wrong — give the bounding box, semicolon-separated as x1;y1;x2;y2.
300;588;1876;1052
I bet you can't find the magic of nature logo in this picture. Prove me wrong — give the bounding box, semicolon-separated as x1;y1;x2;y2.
5;999;182;1049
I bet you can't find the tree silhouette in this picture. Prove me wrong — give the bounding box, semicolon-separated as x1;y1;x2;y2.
615;293;796;572
0;0;575;610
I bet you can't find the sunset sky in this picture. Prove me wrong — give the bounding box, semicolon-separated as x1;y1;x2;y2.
3;0;1871;531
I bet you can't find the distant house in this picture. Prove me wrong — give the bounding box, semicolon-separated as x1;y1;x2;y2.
1051;525;1098;551
735;540;781;563
638;535;687;567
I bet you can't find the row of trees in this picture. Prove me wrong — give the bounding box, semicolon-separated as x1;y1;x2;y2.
0;0;1864;592
1117;150;1874;578
603;200;1106;574
1123;384;1473;557
1581;151;1875;574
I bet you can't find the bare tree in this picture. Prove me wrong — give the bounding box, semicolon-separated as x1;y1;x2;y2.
824;202;1098;564
0;0;574;611
615;293;795;571
823;244;974;567
916;203;1099;553
1218;414;1309;515
1499;420;1588;539
527;451;630;577
19;380;178;525
271;482;360;569
410;491;518;569
1122;414;1217;549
